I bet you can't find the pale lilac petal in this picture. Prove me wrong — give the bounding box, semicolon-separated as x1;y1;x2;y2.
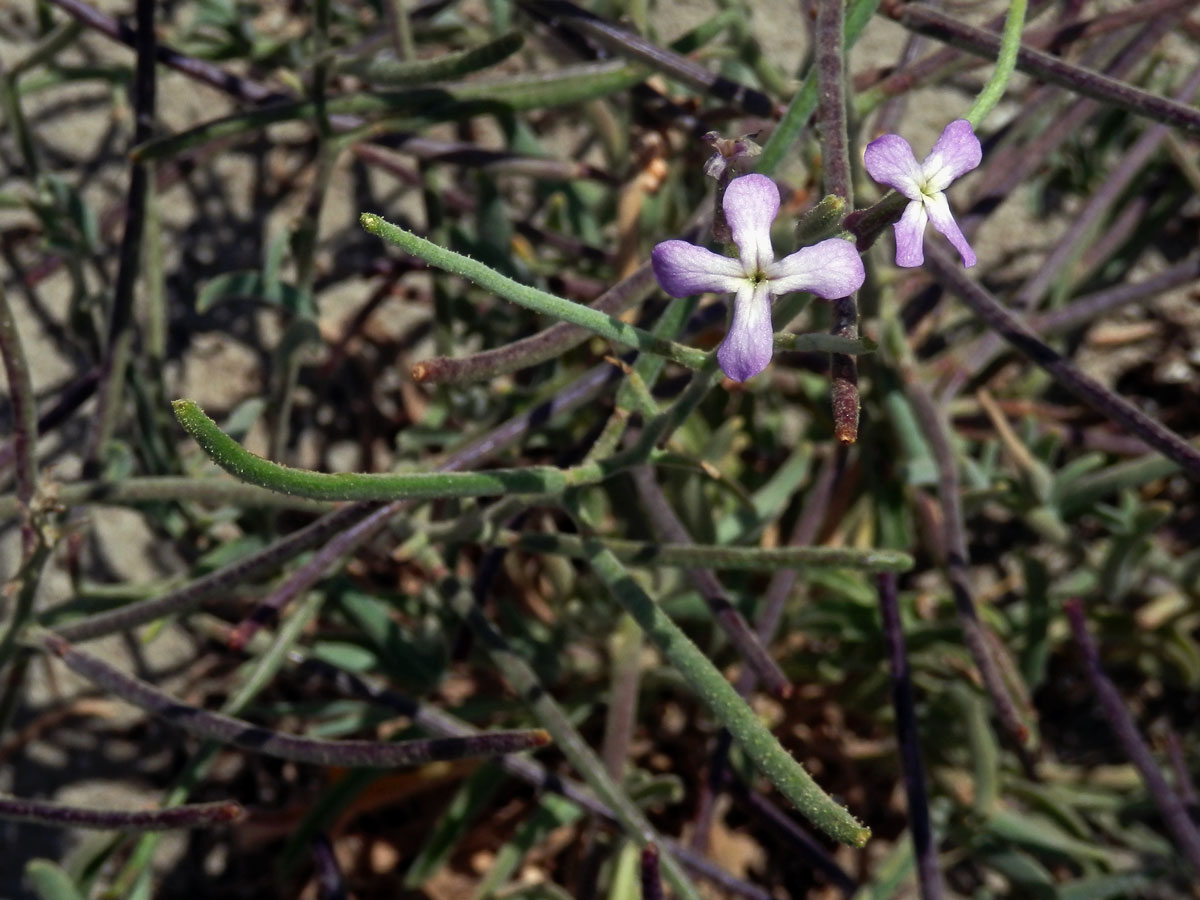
651;240;745;297
921;119;982;192
723;174;779;273
863;134;923;199
924;192;976;267
718;282;774;382
893;199;928;268
765;238;864;299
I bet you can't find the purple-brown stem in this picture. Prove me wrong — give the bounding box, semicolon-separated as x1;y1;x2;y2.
1013;63;1200;312
311;833;348;900
1073;193;1153;275
640;844;664;900
1064;599;1200;873
48;0;284;102
753;448;844;645
630;466;791;698
0;795;243;831
53;502;382;643
517;0;774;117
416;264;657;385
294;654;776;900
864;0;1184;101
876;571;945;900
727;777;858;896
599;623;642;781
889;2;1200;134
227;500;404;651
905;380;1031;748
1166;729;1199;810
815;0;852;204
830;297;861;445
957;16;1175;241
39;631;551;767
941;255;1200;398
814;0;859;444
870;30;926;138
923;245;1200;483
412;206;709;385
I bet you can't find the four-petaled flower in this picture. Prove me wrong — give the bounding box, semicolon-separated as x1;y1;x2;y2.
863;119;981;268
651;174;865;382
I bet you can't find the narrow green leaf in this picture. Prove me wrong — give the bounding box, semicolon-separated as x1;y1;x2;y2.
472;795;583;900
344;33;524;85
404;766;507;887
24;860;86;900
195;271;311;314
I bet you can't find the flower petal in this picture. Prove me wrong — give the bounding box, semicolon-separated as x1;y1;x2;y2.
723;174;780;273
863;134;923;199
922;119;982;193
924;191;976;267
718;282;774;382
765;238;865;299
651;240;745;297
893;199;928;267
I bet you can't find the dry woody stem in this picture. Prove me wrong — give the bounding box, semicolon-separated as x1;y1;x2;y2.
1065;600;1200;873
37;630;551;768
0;795;243;831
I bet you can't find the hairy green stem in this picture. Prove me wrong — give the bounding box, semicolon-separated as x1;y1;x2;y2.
173;400;574;501
965;0;1027;127
488;528;914;573
361;213;708;368
582;540;870;847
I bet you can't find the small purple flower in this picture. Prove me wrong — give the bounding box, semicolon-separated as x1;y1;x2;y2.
651;174;865;382
863;119;982;268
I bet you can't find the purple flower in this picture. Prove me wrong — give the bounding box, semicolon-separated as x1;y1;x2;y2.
650;174;865;382
863;119;982;268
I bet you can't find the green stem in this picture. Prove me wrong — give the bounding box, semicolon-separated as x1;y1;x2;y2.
581;540;870;847
0;282;39;540
386;0;417;61
173;400;573;501
0;476;335;520
360;214;709;369
488;529;914;573
966;0;1028;128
